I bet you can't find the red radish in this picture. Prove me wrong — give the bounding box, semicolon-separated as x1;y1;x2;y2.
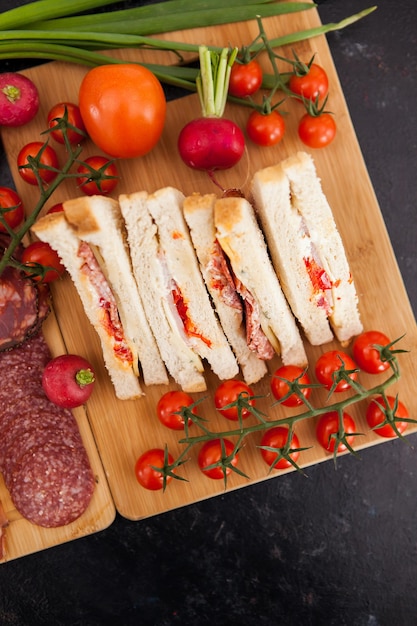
42;354;95;409
178;46;245;172
0;72;39;127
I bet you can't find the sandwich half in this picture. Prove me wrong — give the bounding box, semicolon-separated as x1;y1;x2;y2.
214;195;308;368
139;186;239;382
182;192;268;385
119;190;207;393
250;151;363;345
32;195;170;398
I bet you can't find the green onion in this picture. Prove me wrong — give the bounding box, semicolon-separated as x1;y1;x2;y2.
11;1;315;32
0;0;124;30
4;4;317;37
0;1;377;96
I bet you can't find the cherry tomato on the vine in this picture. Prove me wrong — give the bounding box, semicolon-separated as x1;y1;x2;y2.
246;109;286;147
46;202;64;215
214;379;254;420
17;141;59;185
298;112;336;149
134;448;175;491
229;59;263;98
21;241;65;283
366;395;409;438
47;101;86;145
79;63;166;159
156;390;196;430
316;411;357;453
315;350;358;392
260;427;301;470
289;63;329;102
0;186;24;232
76;155;119;196
352;330;392;374
197;438;239;480
271;364;312;407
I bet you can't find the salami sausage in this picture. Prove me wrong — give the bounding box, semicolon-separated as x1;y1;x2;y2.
0;266;50;351
0;236;50;351
0;333;95;527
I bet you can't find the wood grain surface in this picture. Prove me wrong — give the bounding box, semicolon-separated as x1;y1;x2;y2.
1;3;416;552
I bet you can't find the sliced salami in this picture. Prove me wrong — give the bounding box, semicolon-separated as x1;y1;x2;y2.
0;332;95;527
9;442;95;528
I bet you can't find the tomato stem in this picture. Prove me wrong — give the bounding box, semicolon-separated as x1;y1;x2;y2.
158;342;411;485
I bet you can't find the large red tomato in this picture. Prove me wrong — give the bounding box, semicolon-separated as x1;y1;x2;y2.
78;64;166;159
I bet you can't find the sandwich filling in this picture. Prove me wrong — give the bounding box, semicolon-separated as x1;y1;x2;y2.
77;242;134;366
207;240;274;361
171;282;212;348
298;217;334;315
157;250;212;352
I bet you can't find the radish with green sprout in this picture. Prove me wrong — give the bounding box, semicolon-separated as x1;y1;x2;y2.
178;46;245;173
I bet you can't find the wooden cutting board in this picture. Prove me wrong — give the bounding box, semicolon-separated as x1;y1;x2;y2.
0;310;116;562
1;2;417;545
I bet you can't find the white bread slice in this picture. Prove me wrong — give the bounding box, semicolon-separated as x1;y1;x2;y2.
31;211;143;400
278;152;362;344
182;192;267;385
61;195;168;386
250;159;333;345
145;187;239;381
214;196;308;367
119;191;207;393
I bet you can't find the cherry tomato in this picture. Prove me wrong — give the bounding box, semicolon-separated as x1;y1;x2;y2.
229;59;263;98
197;438;239;480
315;350;358;392
260;427;301;470
47;101;86;145
17;141;59;185
289;63;329;101
134;448;175;491
21;240;65;283
0;186;24;232
214;379;254;420
298;112;336;149
246;109;286;147
271;365;312;407
42;354;95;409
366;395;409;438
79;63;166;159
316;411;357;453
157;390;196;430
46;202;64;214
76;156;119;196
352;330;392;374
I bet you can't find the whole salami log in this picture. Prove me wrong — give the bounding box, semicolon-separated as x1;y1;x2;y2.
0;333;95;528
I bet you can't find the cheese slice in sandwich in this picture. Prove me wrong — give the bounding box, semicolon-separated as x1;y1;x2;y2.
182;192;268;385
143;186;239;381
250;151;363;345
31;210;145;400
214;195;308;368
119;190;207;393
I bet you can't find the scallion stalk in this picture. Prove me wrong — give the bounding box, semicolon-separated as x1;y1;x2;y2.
0;0;124;31
17;4;317;37
21;1;314;32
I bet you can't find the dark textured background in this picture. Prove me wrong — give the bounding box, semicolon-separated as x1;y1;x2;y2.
1;1;416;624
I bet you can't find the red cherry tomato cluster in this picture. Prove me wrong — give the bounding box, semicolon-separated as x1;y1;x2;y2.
271;329;408;455
232;53;336;150
135;329;408;490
